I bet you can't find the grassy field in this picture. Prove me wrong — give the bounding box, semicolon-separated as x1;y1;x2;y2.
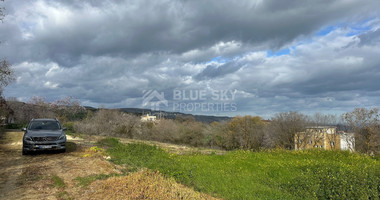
98;138;380;200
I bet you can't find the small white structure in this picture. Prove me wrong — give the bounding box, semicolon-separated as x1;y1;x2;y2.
339;131;355;152
141;114;156;122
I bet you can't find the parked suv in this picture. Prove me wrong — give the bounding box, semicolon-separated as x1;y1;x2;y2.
22;118;67;155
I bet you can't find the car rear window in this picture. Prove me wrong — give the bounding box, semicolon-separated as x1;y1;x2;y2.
28;121;61;130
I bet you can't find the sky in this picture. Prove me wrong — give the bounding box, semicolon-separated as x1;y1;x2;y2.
1;0;380;118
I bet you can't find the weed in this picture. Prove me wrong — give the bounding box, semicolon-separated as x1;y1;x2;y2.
75;173;121;187
51;175;65;188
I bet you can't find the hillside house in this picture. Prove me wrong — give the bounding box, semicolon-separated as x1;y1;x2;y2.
141;114;157;122
295;126;355;151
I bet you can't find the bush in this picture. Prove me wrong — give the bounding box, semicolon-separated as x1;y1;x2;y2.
63;121;74;132
147;119;182;143
179;121;206;146
74;109;141;137
75;112;270;150
4;123;26;129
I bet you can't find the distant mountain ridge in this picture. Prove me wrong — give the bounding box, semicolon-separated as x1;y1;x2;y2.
119;108;232;123
84;106;232;123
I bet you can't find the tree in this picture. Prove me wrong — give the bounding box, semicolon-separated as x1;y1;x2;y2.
180;120;205;146
0;60;13;94
6;96;86;124
0;1;14;94
0;1;15;122
226;115;265;150
74;109;141;137
50;96;86;121
343;108;380;154
27;96;56;119
311;113;338;127
147;118;181;143
204;121;229;148
267;112;310;149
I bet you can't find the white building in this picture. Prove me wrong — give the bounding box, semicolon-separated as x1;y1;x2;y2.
141;114;156;122
339;131;355;152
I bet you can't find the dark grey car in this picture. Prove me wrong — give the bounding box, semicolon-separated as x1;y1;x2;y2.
22;118;67;155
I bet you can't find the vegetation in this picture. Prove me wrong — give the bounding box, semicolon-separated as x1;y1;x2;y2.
75;173;121;187
5;98;378;155
73;108;379;154
0;60;14;94
3;95;380;155
0;61;14;122
84;169;217;200
0;2;14;122
266;112;309;149
343;108;380;154
99;138;380;200
6;96;87;124
51;175;66;188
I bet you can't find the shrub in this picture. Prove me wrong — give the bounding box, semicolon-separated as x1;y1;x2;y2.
74;109;140;137
63;121;74;132
147;119;182;143
179;121;206;146
4;123;26;129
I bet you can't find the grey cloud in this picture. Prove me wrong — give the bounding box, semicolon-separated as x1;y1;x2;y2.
194;62;244;80
2;0;379;66
2;0;380;117
359;29;380;46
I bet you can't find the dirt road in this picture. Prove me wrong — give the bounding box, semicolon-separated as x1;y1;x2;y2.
0;130;121;200
0;130;218;200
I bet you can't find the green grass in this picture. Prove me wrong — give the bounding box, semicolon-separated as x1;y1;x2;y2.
51;175;66;188
57;191;72;200
99;137;380;200
74;173;122;187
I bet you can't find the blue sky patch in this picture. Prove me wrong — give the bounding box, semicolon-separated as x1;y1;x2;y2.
266;48;291;57
346;25;372;36
209;56;232;64
316;26;337;36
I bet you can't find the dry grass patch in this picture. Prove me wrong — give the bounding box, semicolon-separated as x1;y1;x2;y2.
82;169;219;200
117;137;226;155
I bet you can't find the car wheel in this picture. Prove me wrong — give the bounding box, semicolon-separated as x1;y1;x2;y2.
22;149;28;155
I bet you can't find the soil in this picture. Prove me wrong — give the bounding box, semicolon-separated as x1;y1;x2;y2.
0;130;219;200
0;130;122;200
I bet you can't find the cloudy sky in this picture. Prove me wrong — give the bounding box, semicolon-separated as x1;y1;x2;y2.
1;0;380;118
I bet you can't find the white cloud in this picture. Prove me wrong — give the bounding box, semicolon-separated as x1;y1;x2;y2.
2;0;380;117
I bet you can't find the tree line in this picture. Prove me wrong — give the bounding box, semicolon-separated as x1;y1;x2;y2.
74;107;380;154
6;96;378;154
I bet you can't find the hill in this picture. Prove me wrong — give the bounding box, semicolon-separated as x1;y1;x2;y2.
108;107;232;123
